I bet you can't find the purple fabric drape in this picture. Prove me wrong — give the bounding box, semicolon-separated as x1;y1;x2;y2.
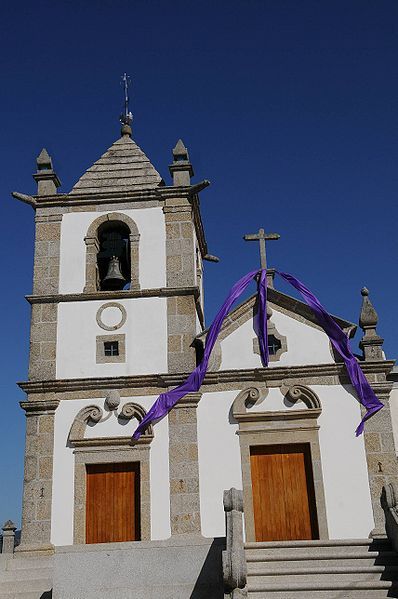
276;270;383;435
133;268;266;440
133;267;383;440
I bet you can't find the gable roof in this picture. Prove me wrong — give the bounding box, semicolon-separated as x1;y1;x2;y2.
196;286;357;342
70;134;163;195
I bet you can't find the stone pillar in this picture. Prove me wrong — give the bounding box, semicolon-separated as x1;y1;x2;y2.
359;287;384;361
33;211;62;296
164;197;197;373
168;393;202;536
29;209;61;381
18;400;59;554
363;383;398;537
129;232;140;290
83;236;99;293
1;520;16;554
29;302;58;381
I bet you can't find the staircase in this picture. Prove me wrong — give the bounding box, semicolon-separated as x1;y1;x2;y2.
0;554;53;598
245;538;398;598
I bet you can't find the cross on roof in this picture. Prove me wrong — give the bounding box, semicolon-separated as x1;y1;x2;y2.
243;228;280;269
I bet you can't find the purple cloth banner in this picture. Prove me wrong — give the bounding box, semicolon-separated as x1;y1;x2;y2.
133;269;267;440
133;267;383;440
275;270;383;435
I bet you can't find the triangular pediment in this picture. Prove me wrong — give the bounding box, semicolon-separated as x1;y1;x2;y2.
196;287;356;371
70;135;163;195
198;287;356;342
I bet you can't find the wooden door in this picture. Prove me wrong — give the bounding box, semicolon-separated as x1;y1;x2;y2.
86;462;140;544
250;444;319;542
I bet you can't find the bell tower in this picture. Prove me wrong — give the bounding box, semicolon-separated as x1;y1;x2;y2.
13;112;211;552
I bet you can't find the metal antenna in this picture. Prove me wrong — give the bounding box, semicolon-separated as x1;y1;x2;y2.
120;73;133;126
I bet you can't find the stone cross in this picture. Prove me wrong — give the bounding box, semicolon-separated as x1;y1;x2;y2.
243;228;280;269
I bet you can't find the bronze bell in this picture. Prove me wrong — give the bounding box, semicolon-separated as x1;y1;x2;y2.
102;256;126;290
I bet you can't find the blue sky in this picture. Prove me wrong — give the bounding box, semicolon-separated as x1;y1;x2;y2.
0;0;397;526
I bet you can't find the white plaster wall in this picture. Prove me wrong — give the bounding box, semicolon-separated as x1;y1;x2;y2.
315;384;374;539
197;385;374;540
220;307;334;370
197;391;242;538
389;383;398;455
56;297;167;379
59;208;166;293
51;396;171;546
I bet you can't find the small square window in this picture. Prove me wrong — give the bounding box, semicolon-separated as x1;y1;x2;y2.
96;334;125;364
104;341;119;356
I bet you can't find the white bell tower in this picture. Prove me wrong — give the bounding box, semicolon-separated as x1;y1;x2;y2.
14;114;211;552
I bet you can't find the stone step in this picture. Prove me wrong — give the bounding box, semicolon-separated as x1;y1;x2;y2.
245;545;395;560
247;563;398;577
245;538;390;550
0;567;52;582
248;570;398;586
247;579;397;593
0;578;52;594
246;554;398;568
248;590;398;598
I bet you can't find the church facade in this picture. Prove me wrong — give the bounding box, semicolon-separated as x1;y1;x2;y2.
4;117;398;598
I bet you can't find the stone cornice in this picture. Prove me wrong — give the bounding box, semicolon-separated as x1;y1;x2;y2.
26;286;201;304
28;183;207;205
20;400;60;414
15;184;209;259
18;361;395;396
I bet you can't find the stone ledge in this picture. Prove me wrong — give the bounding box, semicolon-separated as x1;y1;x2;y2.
55;535;224;554
18;361;395;395
26;286;200;304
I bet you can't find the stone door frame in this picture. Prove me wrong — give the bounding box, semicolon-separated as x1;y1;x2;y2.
233;385;329;543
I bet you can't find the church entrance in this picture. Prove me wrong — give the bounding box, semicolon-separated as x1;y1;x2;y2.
250;444;319;542
85;462;140;544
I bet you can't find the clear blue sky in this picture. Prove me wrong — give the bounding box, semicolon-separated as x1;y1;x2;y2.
0;0;397;527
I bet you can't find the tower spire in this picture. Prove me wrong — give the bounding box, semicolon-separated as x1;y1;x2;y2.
119;73;133;137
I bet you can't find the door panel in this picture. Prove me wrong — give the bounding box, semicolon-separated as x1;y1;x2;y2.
86;462;140;544
250;444;319;542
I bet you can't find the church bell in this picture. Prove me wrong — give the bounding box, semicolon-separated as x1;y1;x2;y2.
102;256;126;290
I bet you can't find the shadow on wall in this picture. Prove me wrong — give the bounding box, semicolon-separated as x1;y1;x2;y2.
190;538;225;599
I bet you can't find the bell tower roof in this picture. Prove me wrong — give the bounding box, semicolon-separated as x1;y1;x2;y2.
70;131;163;195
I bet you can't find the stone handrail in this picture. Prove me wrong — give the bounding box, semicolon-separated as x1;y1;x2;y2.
381;483;398;553
222;488;247;597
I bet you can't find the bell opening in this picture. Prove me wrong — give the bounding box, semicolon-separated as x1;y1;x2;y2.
97;221;131;291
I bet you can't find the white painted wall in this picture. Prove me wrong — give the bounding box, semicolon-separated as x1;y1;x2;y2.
315;384;374;538
197;386;374;539
59;208;166;293
56;297;167;379
51;396;171;546
220;307;334;370
197;391;242;538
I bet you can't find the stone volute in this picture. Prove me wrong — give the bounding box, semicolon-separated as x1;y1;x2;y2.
359;287;384;361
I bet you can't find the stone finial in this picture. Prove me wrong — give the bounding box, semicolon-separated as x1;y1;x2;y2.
121;123;132;137
169;138;194;186
2;520;16;554
33;148;61;196
105;390;120;411
359;287;384;361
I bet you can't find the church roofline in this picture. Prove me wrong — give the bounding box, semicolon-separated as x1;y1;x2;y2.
195;286;357;342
